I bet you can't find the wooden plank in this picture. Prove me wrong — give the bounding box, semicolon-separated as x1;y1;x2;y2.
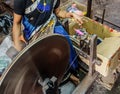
96;37;120;76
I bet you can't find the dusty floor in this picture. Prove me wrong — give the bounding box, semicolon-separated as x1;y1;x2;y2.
88;76;120;94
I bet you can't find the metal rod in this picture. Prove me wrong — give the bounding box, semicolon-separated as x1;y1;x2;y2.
95;15;120;28
101;8;106;24
72;72;98;94
89;34;97;75
86;0;92;18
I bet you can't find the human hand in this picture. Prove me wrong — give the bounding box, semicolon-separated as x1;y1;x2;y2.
14;40;26;52
65;12;85;26
71;13;83;26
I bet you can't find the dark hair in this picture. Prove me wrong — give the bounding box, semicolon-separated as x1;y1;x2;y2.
0;1;13;15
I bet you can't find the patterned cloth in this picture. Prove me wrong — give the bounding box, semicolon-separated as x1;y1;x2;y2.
0;36;12;75
0;14;13;35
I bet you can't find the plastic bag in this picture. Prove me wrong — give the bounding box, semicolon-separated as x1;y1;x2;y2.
0;35;13;74
0;55;11;74
67;3;84;16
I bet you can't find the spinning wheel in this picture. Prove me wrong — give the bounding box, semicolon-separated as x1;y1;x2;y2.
0;34;70;94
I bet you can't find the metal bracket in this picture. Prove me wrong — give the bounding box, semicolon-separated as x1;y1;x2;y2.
88;34;97;76
38;76;57;94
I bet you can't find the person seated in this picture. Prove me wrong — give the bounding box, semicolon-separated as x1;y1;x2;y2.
12;0;83;71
